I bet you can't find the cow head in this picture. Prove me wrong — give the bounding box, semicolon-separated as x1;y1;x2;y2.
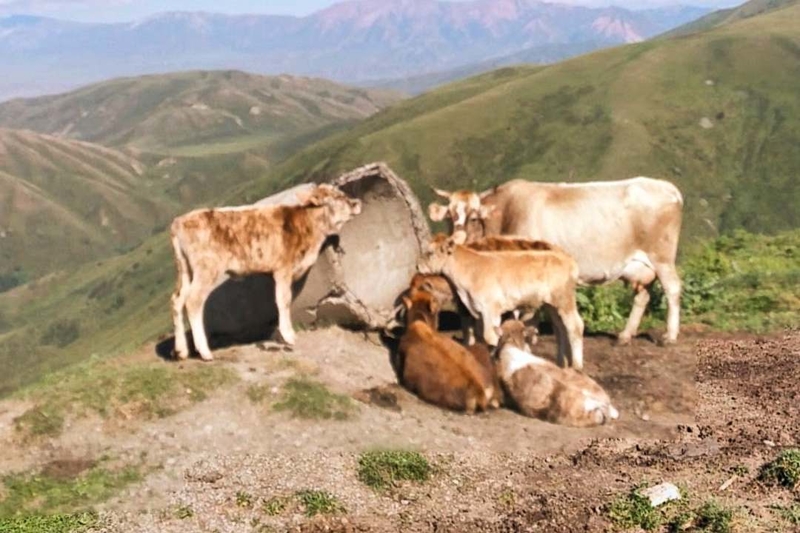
428;187;495;241
493;319;538;358
416;233;457;275
308;184;362;233
402;290;439;329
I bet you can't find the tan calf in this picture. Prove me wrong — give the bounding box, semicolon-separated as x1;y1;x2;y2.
418;234;584;368
397;290;500;413
170;184;362;360
428;178;684;345
495;321;619;428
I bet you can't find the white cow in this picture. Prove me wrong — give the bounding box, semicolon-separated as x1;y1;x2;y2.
428;177;683;345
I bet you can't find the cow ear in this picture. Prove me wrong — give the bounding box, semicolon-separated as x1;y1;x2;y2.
428;203;448;222
479;204;496;219
432;187;452;200
401;295;412;309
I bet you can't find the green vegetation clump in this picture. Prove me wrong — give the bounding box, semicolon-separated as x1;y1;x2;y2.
608;486;736;532
357;450;432;491
262;496;289;517
39;320;81;348
608;489;662;531
770;503;800;525
235;491;254;508
0;462;141;518
273;378;355;420
579;230;800;334
694;500;734;533
0;511;98;533
13;360;235;439
759;449;800;489
294;490;345;517
246;384;272;404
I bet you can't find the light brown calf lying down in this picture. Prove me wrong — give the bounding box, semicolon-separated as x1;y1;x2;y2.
418;233;585;368
495;321;619;428
397;290;501;413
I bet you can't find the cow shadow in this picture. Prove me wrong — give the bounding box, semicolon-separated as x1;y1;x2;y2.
155;271;311;362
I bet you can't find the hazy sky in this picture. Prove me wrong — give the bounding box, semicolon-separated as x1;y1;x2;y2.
0;0;744;23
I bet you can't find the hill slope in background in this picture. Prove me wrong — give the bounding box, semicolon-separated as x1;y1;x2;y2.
661;0;797;37
0;71;400;151
0;72;399;282
0;1;710;100
2;0;799;396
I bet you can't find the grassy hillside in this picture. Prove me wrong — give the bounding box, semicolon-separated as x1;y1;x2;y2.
661;0;798;38
0;70;401;153
236;1;800;242
2;2;800;396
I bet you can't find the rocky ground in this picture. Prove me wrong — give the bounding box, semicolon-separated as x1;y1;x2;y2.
0;326;797;532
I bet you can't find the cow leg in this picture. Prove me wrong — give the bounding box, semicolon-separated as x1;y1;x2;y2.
461;313;476;346
274;270;296;346
171;247;192;360
655;263;682;344
617;285;651;346
480;310;502;346
557;304;585;370
548;306;568;368
185;277;215;361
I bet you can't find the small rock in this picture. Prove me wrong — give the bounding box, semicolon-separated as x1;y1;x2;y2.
764;440;776;447
705;79;715;86
699;117;714;129
641;483;681;507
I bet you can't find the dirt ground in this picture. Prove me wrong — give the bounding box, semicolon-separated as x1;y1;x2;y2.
0;325;798;532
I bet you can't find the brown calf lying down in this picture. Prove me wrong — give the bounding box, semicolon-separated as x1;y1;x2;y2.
495;321;619;427
418;233;585;369
397;290;501;413
170;184;362;360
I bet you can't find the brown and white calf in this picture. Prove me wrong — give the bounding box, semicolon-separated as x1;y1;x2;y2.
428;177;683;345
170;184;362;360
397;290;501;413
417;234;584;369
495;320;619;427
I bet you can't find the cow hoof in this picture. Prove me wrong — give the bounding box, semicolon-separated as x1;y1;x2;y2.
615;334;633;346
658;336;677;347
199;353;214;362
174;350;189;361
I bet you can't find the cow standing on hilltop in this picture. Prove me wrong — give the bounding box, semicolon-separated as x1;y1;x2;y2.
428;177;684;345
170;184;362;361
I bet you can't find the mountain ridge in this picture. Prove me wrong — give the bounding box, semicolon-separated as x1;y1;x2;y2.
0;0;710;100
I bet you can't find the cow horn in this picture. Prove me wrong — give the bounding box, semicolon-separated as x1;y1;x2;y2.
432;187;452;200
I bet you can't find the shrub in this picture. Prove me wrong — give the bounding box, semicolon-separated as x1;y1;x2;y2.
759;449;800;489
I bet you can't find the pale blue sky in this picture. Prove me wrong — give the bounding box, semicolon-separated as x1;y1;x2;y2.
0;0;743;23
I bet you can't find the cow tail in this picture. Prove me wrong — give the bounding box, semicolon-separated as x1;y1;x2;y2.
170;221;192;292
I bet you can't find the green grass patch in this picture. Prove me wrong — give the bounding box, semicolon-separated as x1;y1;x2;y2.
0;461;142;518
273;377;355;421
0;511;98;533
262;496;289;517
759;449;800;489
14;360;236;440
174;505;194;520
693;500;734;533
608;486;735;532
235;491;254;509
357;450;432;491
578;230;800;334
246;384;272;404
294;490;345;517
770;503;800;526
608;488;662;531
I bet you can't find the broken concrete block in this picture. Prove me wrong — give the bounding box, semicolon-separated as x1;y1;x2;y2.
641;482;681;507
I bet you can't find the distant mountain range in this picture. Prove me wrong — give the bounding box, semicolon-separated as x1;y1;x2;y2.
0;0;711;100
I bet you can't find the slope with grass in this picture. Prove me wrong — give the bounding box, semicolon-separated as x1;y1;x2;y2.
2;0;800;396
661;0;798;38
0;70;401;153
238;0;800;242
0;128;172;281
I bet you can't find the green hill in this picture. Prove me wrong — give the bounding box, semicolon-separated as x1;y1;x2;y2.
0;70;401;153
2;1;800;395
661;0;798;38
